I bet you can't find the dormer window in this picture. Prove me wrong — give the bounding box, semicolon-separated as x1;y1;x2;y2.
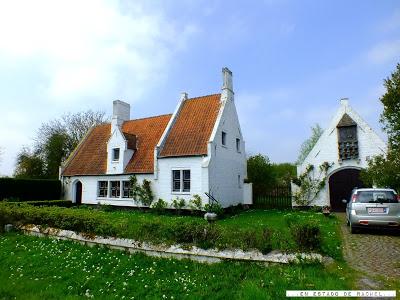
112;148;120;161
222;131;227;146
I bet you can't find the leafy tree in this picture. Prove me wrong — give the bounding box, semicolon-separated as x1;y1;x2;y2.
380;63;400;151
43;133;69;178
296;124;323;165
247;154;276;195
14;147;45;179
15;110;106;179
361;63;400;191
271;163;296;185
36;110;107;160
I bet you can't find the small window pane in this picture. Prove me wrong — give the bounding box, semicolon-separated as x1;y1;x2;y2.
183;170;190;192
222;131;226;146
122;181;132;198
113;148;120;161
98;181;108;197
110;181;120;198
236;138;240;152
172;170;181;192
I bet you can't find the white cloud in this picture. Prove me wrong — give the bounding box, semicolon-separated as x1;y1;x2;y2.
0;0;198;175
366;39;400;65
0;0;197;103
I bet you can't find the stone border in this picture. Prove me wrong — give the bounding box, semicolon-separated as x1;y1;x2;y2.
19;224;325;264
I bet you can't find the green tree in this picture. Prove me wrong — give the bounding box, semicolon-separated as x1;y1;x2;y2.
43;133;69;178
247;154;276;195
296;124;323;165
15;110;106;179
361;63;400;191
271;163;296;185
14;147;45;179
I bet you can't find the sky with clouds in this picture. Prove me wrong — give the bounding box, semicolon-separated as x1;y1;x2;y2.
0;0;399;176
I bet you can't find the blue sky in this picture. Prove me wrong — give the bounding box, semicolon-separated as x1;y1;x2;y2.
0;0;399;175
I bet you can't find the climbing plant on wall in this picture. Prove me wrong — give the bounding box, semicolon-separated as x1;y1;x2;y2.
292;162;333;206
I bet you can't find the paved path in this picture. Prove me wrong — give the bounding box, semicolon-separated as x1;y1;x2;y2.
337;213;400;282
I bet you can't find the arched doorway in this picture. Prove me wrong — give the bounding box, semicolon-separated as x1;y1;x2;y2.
75;181;82;205
328;168;364;212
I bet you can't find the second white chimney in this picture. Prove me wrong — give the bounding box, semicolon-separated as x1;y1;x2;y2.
111;100;130;133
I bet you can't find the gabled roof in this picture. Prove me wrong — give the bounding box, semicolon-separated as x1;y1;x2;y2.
159;94;221;157
61;93;222;176
62;114;171;175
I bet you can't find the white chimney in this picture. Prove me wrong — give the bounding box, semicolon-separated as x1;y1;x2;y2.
340;97;349;106
221;67;234;102
111;100;130;133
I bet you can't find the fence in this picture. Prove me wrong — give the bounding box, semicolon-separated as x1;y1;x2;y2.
253;185;292;209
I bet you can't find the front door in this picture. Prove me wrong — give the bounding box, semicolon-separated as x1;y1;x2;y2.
75;181;82;205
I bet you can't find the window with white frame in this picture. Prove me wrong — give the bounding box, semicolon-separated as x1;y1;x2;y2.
236;138;240;152
112;148;120;161
122;181;132;198
98;181;108;197
222;131;227;146
172;169;191;193
110;181;120;198
238;174;242;188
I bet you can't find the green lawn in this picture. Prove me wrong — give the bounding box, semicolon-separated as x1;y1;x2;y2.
0;233;353;300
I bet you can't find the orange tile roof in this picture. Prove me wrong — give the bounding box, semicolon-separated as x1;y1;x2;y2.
62;114;171;175
159;94;221;157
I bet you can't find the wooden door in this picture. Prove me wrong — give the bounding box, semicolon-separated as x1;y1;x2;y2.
329;169;364;212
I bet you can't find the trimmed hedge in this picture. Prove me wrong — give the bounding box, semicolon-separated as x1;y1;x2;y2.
0;178;61;201
0;203;276;254
7;200;74;208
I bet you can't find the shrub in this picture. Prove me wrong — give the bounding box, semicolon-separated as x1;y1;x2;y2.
151;199;168;214
139;179;154;206
172;197;186;211
237;228;273;254
0;178;61;201
285;215;321;251
188;195;203;211
7;200;73;208
204;202;224;215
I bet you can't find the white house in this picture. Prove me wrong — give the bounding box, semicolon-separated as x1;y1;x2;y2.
294;98;386;211
60;68;252;208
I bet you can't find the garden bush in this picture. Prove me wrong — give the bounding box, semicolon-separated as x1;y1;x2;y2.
150;199;168;214
0;178;61;201
6;200;73;207
285;214;321;251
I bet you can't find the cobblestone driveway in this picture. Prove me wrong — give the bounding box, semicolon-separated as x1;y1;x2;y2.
337;213;400;280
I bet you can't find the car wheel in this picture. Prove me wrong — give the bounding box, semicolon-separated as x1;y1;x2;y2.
350;223;357;234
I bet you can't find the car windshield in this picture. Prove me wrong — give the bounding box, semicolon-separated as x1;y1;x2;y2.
357;191;397;203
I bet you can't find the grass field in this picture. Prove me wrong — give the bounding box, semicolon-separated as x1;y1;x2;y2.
0;233;353;299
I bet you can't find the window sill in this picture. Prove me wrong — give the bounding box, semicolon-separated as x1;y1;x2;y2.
171;192;191;195
97;197;132;201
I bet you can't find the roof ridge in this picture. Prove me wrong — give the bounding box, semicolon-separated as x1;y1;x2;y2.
187;93;221;101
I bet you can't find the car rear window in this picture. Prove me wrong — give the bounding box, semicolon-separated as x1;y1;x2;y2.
357;191;397;203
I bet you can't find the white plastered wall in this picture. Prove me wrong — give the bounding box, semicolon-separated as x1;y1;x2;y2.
62;174;154;207
207;93;247;207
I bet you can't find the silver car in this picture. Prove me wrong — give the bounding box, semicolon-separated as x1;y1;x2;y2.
343;188;400;233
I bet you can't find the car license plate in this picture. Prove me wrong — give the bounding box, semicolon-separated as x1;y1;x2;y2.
367;207;386;214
